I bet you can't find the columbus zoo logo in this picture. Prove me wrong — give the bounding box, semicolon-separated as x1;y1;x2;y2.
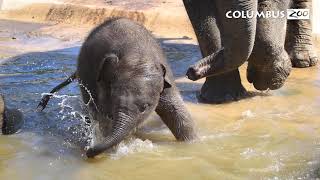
226;9;310;20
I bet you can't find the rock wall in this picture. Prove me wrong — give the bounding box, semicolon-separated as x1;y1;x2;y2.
0;0;58;10
0;0;319;35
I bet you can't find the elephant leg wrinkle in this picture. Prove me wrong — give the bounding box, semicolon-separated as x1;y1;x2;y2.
285;0;318;67
247;0;292;91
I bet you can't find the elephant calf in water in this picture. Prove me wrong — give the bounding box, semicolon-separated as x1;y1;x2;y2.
38;18;197;158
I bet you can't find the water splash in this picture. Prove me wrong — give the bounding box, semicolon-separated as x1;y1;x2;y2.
110;138;156;160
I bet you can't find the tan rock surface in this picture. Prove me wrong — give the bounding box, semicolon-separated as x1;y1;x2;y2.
1;0;320;38
0;0;195;38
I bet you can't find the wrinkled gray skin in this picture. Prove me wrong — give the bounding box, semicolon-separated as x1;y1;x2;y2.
1;95;24;135
183;0;317;103
285;0;317;68
38;18;197;158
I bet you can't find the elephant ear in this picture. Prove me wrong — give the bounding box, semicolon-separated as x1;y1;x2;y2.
96;54;119;82
160;64;172;89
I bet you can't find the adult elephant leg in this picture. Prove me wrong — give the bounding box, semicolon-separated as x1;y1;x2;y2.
247;0;292;90
285;0;318;67
185;0;257;79
200;71;247;103
183;0;247;103
156;87;197;141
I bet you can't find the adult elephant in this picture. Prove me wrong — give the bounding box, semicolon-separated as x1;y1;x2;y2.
183;0;317;103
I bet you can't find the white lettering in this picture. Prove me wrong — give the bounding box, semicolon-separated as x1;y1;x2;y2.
226;11;232;19
256;11;265;18
233;11;241;19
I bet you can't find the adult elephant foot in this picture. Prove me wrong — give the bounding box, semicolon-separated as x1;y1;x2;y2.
288;46;318;68
285;0;318;68
198;70;248;104
0;95;23;135
247;50;292;91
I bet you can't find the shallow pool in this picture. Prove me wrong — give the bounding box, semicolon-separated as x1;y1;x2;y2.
1;19;320;180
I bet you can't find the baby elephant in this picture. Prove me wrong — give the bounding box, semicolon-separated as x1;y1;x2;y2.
38;18;197;158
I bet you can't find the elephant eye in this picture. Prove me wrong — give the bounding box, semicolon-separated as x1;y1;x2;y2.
138;103;151;113
106;114;113;120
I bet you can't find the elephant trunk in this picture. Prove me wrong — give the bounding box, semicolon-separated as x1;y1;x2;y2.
86;111;137;158
186;0;258;81
186;49;223;81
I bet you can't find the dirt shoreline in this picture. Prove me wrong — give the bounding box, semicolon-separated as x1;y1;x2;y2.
0;2;196;39
1;1;320;41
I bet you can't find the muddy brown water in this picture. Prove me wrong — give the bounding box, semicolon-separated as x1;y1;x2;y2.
0;19;320;180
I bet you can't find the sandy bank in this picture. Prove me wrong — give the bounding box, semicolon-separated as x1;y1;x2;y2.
0;0;319;42
0;0;196;38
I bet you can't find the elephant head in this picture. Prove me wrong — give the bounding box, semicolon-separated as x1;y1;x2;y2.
85;53;172;158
